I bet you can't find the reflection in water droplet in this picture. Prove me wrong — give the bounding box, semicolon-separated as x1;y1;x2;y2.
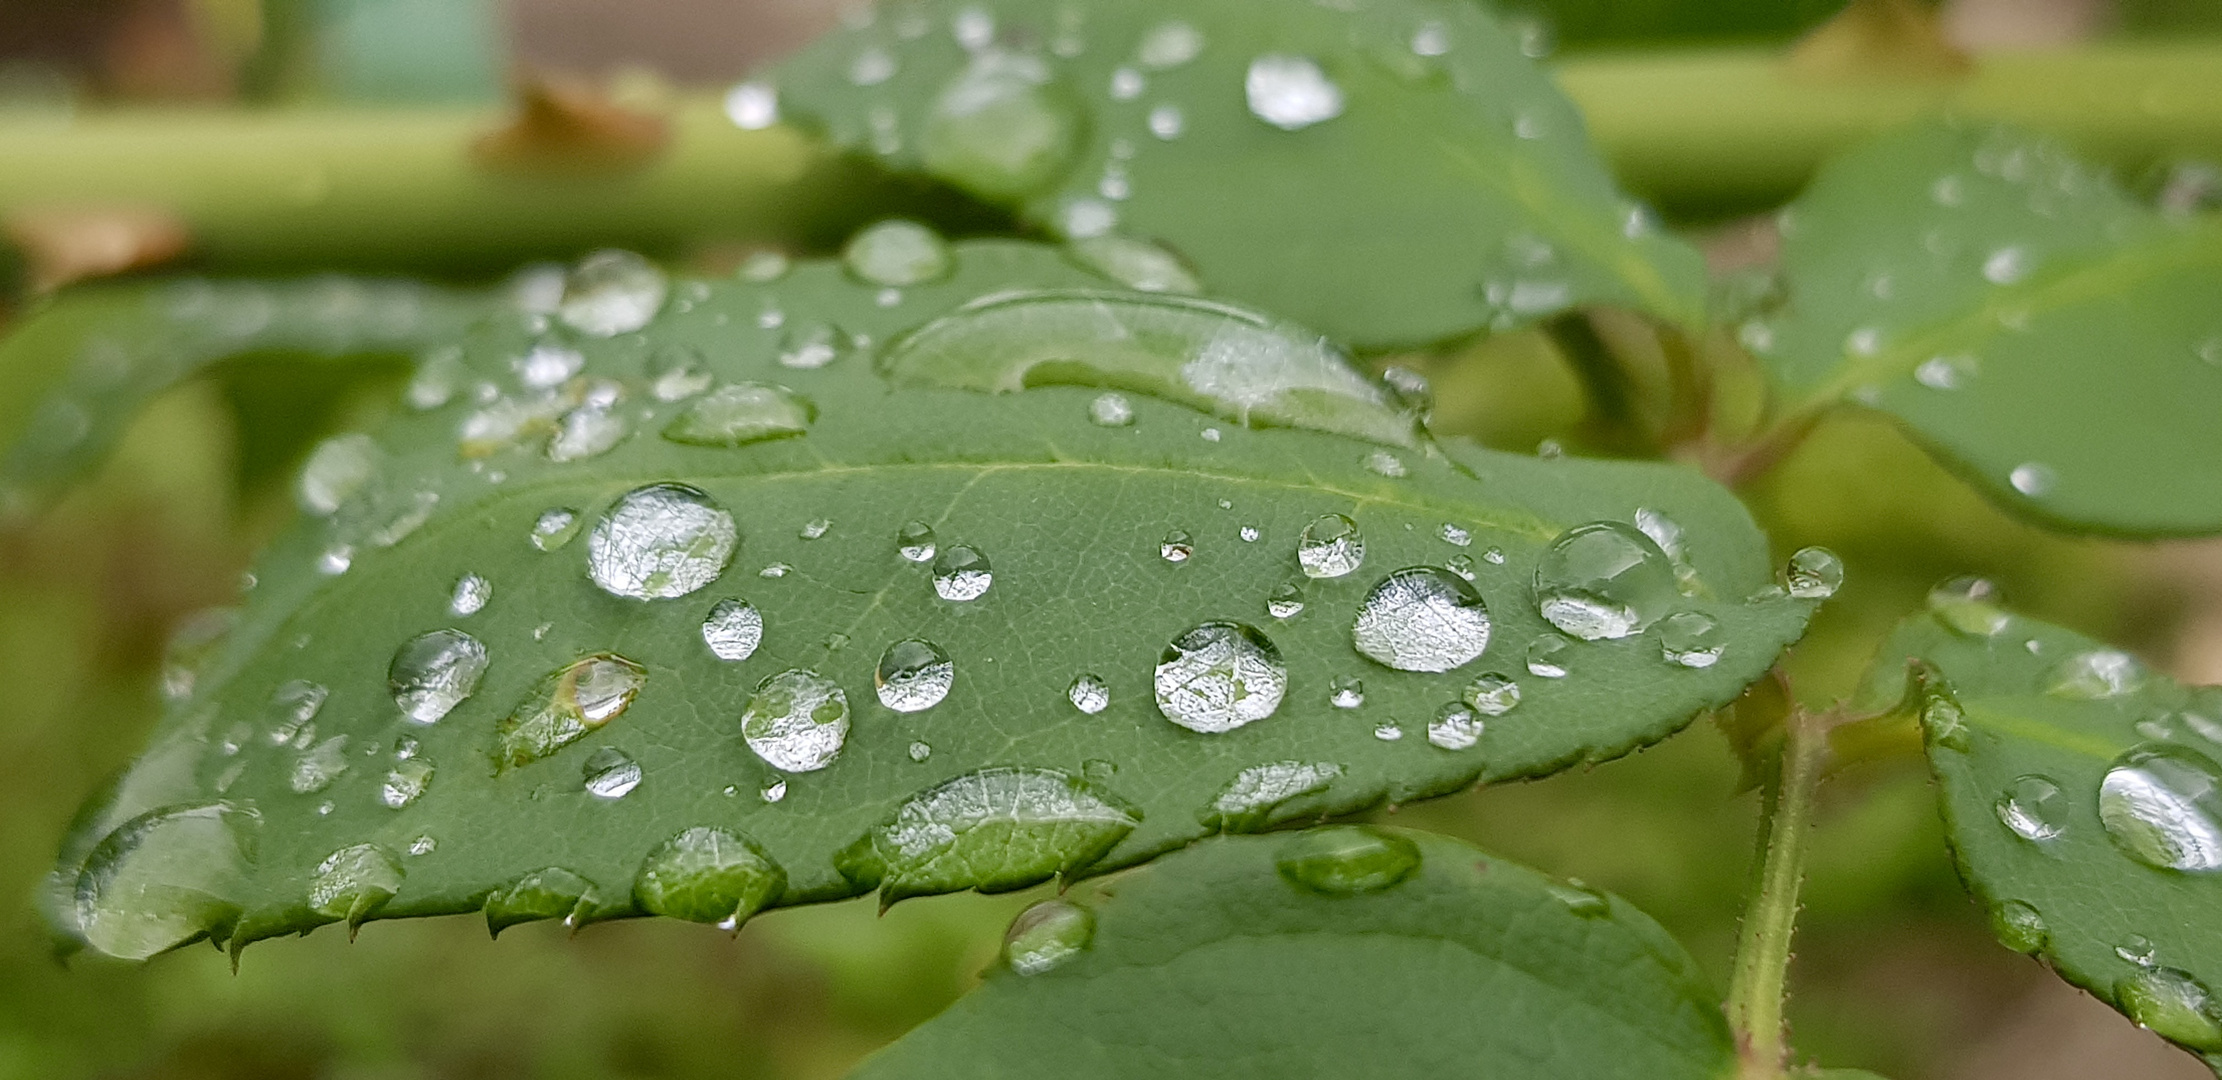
558;250;667;337
1352;567;1491;673
932;544;993;601
495;653;648;769
1991;899;2048;954
1160;529;1193;563
583;747;642;799
741;669;850;772
663;383;815;447
1088;392;1135;426
1068;673;1110;714
799;518;831;541
309;843;404;926
634;827;787;928
1428;703;1482;750
1297;514;1364;578
380;757;433;808
2047;649;2142;699
760;563;792;579
1786;547;1844;599
877;639;955;712
1209;761;1342;829
836;767;1138;904
844;220;955;286
74;804;252;959
1657;611;1724;669
701;598;763;661
1463;673;1521;716
1004;898;1094;975
587;484;738;600
1526;635;1571;678
531;508;580;551
1276;827;1420;895
1330;676;1364;709
1534;521;1678;640
1246;54;1343;130
2099;745;2222;872
2117;967;2222;1051
449;573;491;616
1154;621;1288;733
390;629;489;724
1995;774;2067;841
1927;576;2009;637
408;835;436;856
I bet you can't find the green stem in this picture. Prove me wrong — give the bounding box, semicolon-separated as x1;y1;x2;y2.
1727;705;1831;1080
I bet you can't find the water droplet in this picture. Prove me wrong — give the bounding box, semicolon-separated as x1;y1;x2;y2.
952;5;994;49
1410;21;1450;56
1109;66;1144;100
495;653;647;769
1658;611;1724;669
1534;521;1678;640
309;843;404;926
790;519;828;543
1298;514;1365;578
1240;525;1261;543
546;400;629;462
741;669;850;772
1137;20;1203;68
266;679;329;744
909;740;932;762
876;639;955;712
1915;354;1977;390
482;867;608;934
932;544;993;601
408;835;436;856
1373;722;1404;741
921;52;1081;200
515;342;583;390
723;80;778;129
1200;427;1222;442
586;484;738;600
1352;567;1491;673
1266;580;1305;619
558;250;666;337
1990;899;2048;953
1147;103;1185;139
1983;246;2031;285
1547;879;1610;917
1275;827;1420;895
406;347;464;410
390;629;488;724
1004;898;1094;975
1330;676;1364;709
1923;691;1971;751
2117;967;2222;1051
700;598;764;661
2010;462;2055;497
1246;55;1343;130
848;45;897;86
1996;775;2067;841
759;563;792;579
897;521;938;562
662;382;815;447
1088;391;1136;426
2048;649;2143;699
2099;744;2222;872
634;827;786;928
2118;934;2158;966
449;573;491;616
1208;761;1342;829
299;433;379;515
1428;703;1483;750
1160;529;1194;563
380;756;434;808
836;767;1138;904
844;220;954;287
762;779;787;803
1927;576;2009;637
530;508;580;551
284;733;350;795
1483;547;1506;566
1463;673;1521;716
1154;621;1288;733
1380;366;1431;413
1363;450;1407;477
1438;523;1472;547
1066;237;1199;294
1785;547;1843;599
1058;672;1111;715
1521;635;1570;679
74;804;252;959
777;324;846;369
583;747;642;798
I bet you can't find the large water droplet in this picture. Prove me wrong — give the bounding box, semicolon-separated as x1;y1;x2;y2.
702;598;763;661
836;767;1138;905
1275;826;1420;895
1996;774;2067;841
1427;703;1483;750
2099;745;2222;872
897;521;936;563
558;250;667;337
876;639;955;712
741;669;850;772
634;826;787;929
1351;567;1491;673
844;219;955;287
1246;55;1343;130
1534;521;1678;640
932;544;993;601
1208;761;1342;830
1927;575;2009;637
309;842;404;927
74;803;251;959
1068;673;1110;714
662;383;815;447
495;653;647;769
1154;621;1288;733
1657;611;1724;669
1785;546;1843;599
389;629;488;724
1297;513;1364;578
2117;967;2222;1051
920;53;1081;201
2047;649;2143;699
1004;898;1094;975
587;484;738;600
298;433;379;515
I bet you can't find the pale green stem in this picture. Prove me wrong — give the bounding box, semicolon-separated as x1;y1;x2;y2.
1727;706;1832;1080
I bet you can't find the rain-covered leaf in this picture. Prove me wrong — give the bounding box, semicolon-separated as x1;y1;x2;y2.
764;0;1706;349
53;234;1812;960
1747;120;2222;536
0;276;490;520
854;827;1734;1079
1870;602;2222;1063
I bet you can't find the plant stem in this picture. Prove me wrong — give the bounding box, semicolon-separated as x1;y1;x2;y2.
1727;705;1832;1080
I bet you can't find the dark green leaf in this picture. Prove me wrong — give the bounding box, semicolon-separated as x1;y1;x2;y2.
54;237;1810;960
852;827;1734;1080
767;0;1706;348
1749;120;2222;536
1873;603;2222;1056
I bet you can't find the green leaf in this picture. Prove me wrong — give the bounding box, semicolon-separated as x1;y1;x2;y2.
1872;603;2222;1056
54;236;1811;960
0;276;489;519
766;0;1706;349
851;827;1734;1080
1748;120;2222;536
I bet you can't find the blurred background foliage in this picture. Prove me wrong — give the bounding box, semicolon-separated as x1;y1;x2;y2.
3;0;2222;1078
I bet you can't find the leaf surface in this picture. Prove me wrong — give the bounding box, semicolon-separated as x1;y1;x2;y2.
1748;120;2222;535
852;827;1734;1080
1874;605;2222;1058
54;238;1811;959
767;0;1706;348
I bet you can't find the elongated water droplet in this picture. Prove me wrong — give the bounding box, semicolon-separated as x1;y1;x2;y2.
1330;676;1364;709
309;843;404;927
583;747;642;798
634;827;787;929
531;508;580;551
380;757;434;808
1785;547;1843;599
1297;514;1364;578
920;53;1082;201
2099;745;2222;872
1428;703;1482;750
1068;673;1110;714
1088;391;1135;426
1923;692;1971;752
1276;826;1419;895
932;544;992;601
1246;54;1343;130
1996;774;2067;841
390;629;488;724
1658;611;1724;668
836;767;1138;904
1463;673;1521;716
2117;967;2222;1051
1927;575;2008;637
587;484;738;600
663;383;815;447
1004;898;1094;975
702;598;763;661
484;866;603;935
2047;649;2143;699
495;653;648;769
1154;621;1287;733
876;639;955;712
741;669;849;772
897;521;937;562
1352;567;1491;673
1160;529;1193;563
74;803;252;959
2010;462;2055;497
449;573;491;616
1208;761;1342;829
299;433;379;515
558;250;667;337
798;518;831;541
1990;899;2048;954
1526;635;1571;678
1534;521;1677;640
1066;237;1199;294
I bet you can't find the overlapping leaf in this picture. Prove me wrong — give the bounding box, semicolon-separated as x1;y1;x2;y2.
1747;120;2222;535
853;827;1735;1080
1871;604;2222;1064
49;237;1810;962
766;0;1706;348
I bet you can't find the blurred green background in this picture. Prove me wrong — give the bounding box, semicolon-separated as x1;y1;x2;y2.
4;1;2222;1078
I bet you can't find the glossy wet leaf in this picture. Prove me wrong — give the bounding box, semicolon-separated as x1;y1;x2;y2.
1872;607;2222;1059
0;277;489;520
50;238;1809;958
767;0;1705;348
852;828;1734;1080
1751;120;2222;535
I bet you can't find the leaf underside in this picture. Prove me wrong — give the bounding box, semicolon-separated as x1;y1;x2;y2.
853;828;1734;1080
1751;119;2222;536
769;0;1706;349
52;238;1810;959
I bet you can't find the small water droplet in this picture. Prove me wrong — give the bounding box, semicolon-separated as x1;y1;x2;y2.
1109;66;1144;100
1200;427;1222;442
299;433;379;515
848;45;897;86
1352;567;1491;673
909;740;932;762
1483;547;1506;565
531;508;580;551
1160;529;1194;563
663;382;816;446
1996;774;2067;841
558;250;667;337
1068;673;1111;714
1785;547;1843;599
379;756;434;808
876;639;955;712
1658;611;1724;669
844;220;953;287
1915;354;1977;390
1983;246;2032;285
586;484;738;600
1147;103;1185;139
759;562;792;579
1086;391;1137;426
390;629;489;724
724;80;778;129
1004;898;1094;975
267;680;329;744
1373;721;1404;741
495;653;648;768
583;747;642;799
1275;826;1420;895
776;323;846;369
920;51;1081;199
2118;934;2158;966
741;669;850;772
932;544;993;601
1246;54;1343;130
635;827;787;928
799;517;831;540
761;780;787;803
896;520;938;562
1548;879;1610;917
1437;523;1473;547
1991;899;2048;953
2099;744;2222;872
2010;462;2055;497
547;400;629;462
1525;635;1571;678
408;835;437;856
2048;649;2143;699
1363;450;1407;477
1428;703;1483;750
1534;521;1678;640
1154;622;1288;733
1463;673;1521;716
1208;761;1342;828
515;341;583;389
1137;20;1204;68
1330;676;1365;709
1927;576;2009;637
1239;525;1261;543
1297;513;1365;578
1066;237;1199;294
701;599;763;661
1266;580;1305;619
449;573;491;616
309;843;404;926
